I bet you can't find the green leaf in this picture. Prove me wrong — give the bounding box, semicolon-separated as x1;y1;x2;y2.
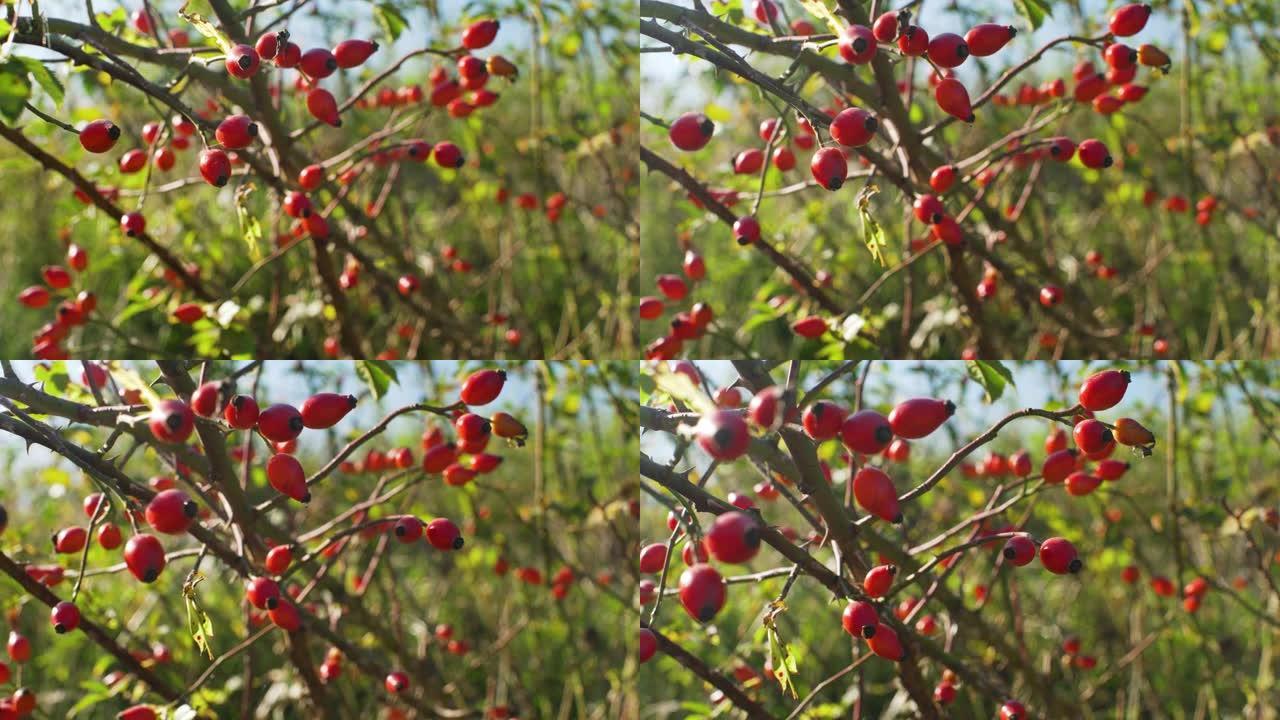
856;186;886;266
178;0;232;53
14;57;64;106
373;3;409;44
652;363;715;415
1014;0;1052;30
356;360;398;399
0;60;33;123
966;360;1014;402
234;186;262;259
32;361;70;396
183;571;215;659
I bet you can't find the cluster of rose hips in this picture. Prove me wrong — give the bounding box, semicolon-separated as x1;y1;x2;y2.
646;4;1168;355
0;365;540;719
15;245;98;359
52;16;507;351
641;364;1165;717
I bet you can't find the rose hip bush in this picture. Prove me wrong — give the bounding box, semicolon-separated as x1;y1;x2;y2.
0;360;636;719
0;0;637;359
639;360;1280;717
639;0;1280;359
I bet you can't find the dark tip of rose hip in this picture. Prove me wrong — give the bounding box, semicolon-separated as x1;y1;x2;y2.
452;537;465;550
1068;559;1083;573
183;501;198;517
861;625;877;639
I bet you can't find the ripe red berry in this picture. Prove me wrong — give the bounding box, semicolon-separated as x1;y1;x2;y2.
257;403;304;442
1110;3;1152;37
863;564;896;597
771;146;795;171
246;576;282;610
705;511;761;564
927;33;969;68
802;400;846;441
268;600;302;632
50;601;80;634
433;141;465;168
912;194;947;224
1079;369;1130;411
929;165;956;193
810;147;848;190
190;382;220;418
868;624;903;661
120;211;146;237
1000;700;1027;720
334;39;378;68
18;286;50;308
1096;459;1130;481
274;42;302;68
888;398;955;439
300;392;357;429
461;19;500;49
79;119;120;153
935;77;974;122
638;628;658;663
638;543;668;573
669;112;715;152
173;303;204;324
1040;285;1062;306
7;631;30;662
1073;418;1112;454
124;533;167;583
298;164;324;191
299;48;338;79
215;115;258;149
119;148;147;173
841;600;880;638
265;545;292;575
393;516;424;543
792;315;829;338
1041;448;1078;483
98;523;122;550
306;88;342;127
678;564;726;622
422;443;458;473
934;682;957;705
965;23;1016;57
1078;139;1112;169
840;410;893;454
149;399;194;443
224;395;260;429
872;11;899;42
195;148;232;188
898;25;929;55
1009;449;1032;477
255;30;286;59
426;517;464;550
460;369;507;406
853;466;902;523
656;274;688;300
266;453;311;504
732;149;764;175
695;409;751;460
384;671;409;694
283;191;313;219
733;216;761;245
838;25;877;65
145;489;198;534
1039;537;1082;574
1066;470;1102;496
225;44;260;78
1002;533;1038;566
830;107;878;147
